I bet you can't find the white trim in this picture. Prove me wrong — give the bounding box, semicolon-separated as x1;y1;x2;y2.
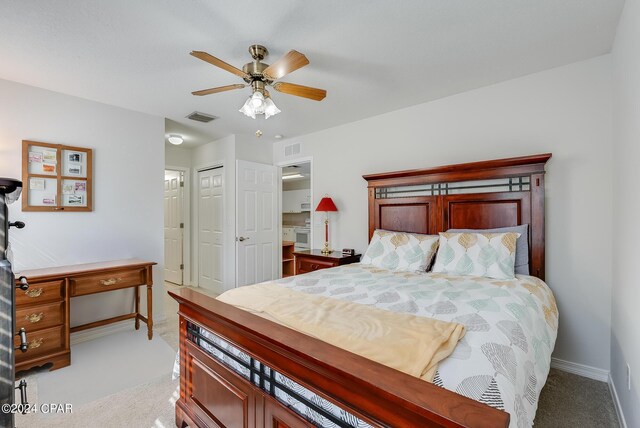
608;374;628;428
165;165;191;286
193;161;225;289
70;315;167;345
551;357;609;382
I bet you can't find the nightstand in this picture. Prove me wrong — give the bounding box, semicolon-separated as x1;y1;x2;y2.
293;250;361;275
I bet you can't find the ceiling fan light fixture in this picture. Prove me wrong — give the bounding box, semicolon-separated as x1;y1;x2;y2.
250;91;265;109
167;134;184;145
264;96;281;119
239;96;256;119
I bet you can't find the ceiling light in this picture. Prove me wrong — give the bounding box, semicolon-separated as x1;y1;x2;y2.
250;91;265;109
167;134;183;145
275;134;283;139
263;97;281;119
282;173;304;180
239;91;281;120
239;97;256;119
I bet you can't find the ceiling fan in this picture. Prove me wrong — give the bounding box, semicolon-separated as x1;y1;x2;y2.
190;44;327;119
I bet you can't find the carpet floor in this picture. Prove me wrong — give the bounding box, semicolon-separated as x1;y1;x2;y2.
15;284;621;428
16;374;178;428
536;368;619;427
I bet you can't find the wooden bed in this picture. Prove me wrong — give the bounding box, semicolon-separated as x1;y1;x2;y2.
169;153;552;428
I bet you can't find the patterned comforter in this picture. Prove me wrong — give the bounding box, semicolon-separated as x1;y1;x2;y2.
176;264;558;428
273;264;558;428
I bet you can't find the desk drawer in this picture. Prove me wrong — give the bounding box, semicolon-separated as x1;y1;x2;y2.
15;325;65;362
16;280;64;307
16;301;64;332
70;268;146;296
296;257;336;274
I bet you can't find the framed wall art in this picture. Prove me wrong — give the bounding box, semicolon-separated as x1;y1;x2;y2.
22;140;93;212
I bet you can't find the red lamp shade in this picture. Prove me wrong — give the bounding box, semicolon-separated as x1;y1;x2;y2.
315;196;338;212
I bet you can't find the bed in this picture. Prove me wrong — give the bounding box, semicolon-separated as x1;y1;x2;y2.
169;153;555;428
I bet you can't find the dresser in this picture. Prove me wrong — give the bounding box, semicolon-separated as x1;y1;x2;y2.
14;258;156;373
293;250;361;275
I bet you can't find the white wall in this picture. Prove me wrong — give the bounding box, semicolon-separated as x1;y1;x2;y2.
0;78;165;326
274;55;613;371
235;135;274;165
611;0;640;425
165;144;192;169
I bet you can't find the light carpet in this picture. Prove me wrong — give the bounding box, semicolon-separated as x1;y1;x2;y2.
16;373;178;428
29;328;176;407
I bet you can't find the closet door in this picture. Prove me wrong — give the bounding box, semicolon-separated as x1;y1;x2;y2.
198;167;224;293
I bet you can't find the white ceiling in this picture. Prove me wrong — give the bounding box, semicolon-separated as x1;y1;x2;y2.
0;1;624;145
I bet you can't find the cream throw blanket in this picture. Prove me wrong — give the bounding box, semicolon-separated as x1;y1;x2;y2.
217;283;465;382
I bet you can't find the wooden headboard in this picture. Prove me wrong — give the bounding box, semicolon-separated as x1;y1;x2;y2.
363;153;551;280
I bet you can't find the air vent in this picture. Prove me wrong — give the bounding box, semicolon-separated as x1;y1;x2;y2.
284;143;301;157
186;111;218;123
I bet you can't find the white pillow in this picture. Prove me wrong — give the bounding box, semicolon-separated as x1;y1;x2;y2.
361;230;439;272
431;232;520;279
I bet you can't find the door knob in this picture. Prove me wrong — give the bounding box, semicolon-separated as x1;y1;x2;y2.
237;236;250;242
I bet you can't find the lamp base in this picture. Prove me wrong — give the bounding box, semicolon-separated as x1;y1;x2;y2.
321;243;332;254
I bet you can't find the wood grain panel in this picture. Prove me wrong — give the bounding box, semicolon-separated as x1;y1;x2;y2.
185;341;256;428
15;280;64;306
373;197;438;238
70;268;145;296
16;301;64;332
264;394;313;427
14;325;65;362
447;200;520;230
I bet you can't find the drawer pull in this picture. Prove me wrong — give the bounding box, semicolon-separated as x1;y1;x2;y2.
15;328;28;352
25;288;43;298
100;278;121;286
28;338;44;349
26;313;44;324
311;264;320;270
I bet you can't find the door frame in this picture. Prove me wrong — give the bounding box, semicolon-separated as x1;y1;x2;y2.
276;156;314;278
165;165;191;286
193;161;224;289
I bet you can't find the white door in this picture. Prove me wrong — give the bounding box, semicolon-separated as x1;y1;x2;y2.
198;167;224;293
164;170;183;285
236;160;278;287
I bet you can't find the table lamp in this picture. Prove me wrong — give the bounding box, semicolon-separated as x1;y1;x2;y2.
315;195;338;254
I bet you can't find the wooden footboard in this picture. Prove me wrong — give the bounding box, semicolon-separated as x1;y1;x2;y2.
170;289;509;428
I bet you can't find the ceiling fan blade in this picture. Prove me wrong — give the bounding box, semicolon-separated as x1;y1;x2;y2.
272;82;326;101
262;50;309;80
190;51;250;79
192;84;246;96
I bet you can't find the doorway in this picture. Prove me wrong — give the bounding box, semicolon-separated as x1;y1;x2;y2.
197;166;224;293
279;160;312;278
164;169;184;285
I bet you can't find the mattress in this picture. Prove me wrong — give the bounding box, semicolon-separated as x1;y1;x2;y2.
175;264;558;428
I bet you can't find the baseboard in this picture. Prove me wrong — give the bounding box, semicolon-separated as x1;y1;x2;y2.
551;357;609;382
70;314;167;345
608;374;628;428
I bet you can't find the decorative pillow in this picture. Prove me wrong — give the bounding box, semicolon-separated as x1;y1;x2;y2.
447;224;529;275
361;230;439;272
432;232;520;279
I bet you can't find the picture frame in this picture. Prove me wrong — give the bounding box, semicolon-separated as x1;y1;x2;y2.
22;140;93;212
64;194;84;206
68;152;82;163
